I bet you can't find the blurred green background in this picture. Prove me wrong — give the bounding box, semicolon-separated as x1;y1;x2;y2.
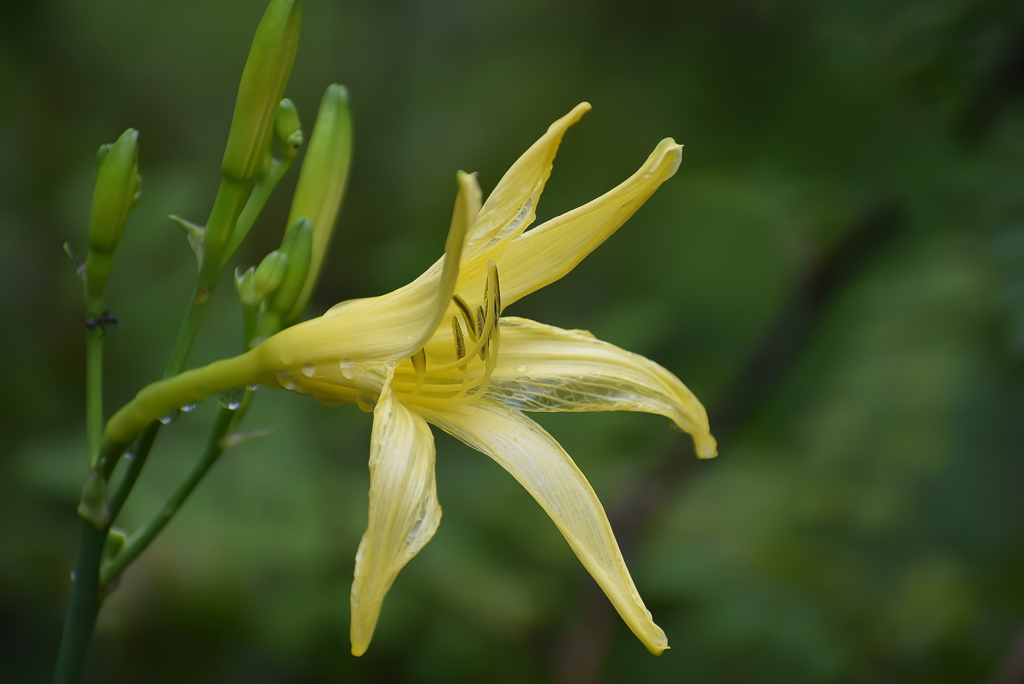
2;0;1023;682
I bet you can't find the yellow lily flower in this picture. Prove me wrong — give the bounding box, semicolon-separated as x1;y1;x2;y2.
252;102;717;655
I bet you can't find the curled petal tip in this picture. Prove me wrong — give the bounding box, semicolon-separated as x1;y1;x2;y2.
695;432;718;459
552;102;591;131
656;138;684;176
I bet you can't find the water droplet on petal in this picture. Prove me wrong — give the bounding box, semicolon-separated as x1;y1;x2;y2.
339;358;355;380
219;387;244;410
279;349;293;365
276;369;298;391
301;363;316;378
356;392;377;413
516;364;527;374
159;409;180;425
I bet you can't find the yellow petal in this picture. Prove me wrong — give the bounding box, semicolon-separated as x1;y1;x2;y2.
418;399;669;655
497;138;682;306
488;317;717;459
351;375;441;656
260;172;476;370
464;102;591;255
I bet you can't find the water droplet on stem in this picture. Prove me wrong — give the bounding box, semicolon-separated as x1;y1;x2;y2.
219;387;244;410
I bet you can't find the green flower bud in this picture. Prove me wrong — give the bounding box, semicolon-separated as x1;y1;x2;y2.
88;128;139;254
235;266;259;307
254;249;289;299
283;84;353;323
260;219;311;333
86;128;140;301
222;0;304;183
266;217;313;318
274;98;303;158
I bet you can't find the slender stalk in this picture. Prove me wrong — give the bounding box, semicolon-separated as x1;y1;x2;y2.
107;423;158;522
53;520;106;684
54;179;251;684
222;156;294;267
106;179;250;494
85;297;105;468
101;406;236;586
102;349;263;459
55;299;109;681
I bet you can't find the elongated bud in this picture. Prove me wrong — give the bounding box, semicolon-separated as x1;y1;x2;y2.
282;84;352;323
266;218;313;318
235;266;259;306
86;128;140;301
253;249;289;299
222;0;303;183
274;98;303;158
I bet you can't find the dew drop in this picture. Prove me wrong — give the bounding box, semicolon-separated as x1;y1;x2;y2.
70;571;77;582
276;369;298;390
301;363;317;378
246;384;259;393
219;387;244;410
516;364;528;374
356;392;377;413
123;451;134;462
339;358;355;380
159;409;180;425
180;403;197;413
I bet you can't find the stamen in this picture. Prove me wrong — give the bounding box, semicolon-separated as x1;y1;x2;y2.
393;263;504;406
410;348;426;396
476;306;487;360
492;263;501;314
452;294;478;340
451;316;466;360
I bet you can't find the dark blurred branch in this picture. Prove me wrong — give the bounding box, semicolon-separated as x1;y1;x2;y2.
550;200;904;684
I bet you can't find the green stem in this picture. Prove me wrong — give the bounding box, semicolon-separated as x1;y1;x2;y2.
85;297;105;467
101;349;263;463
106;177;251;502
107;422;158;523
222;156;294;268
101;406;236;586
53;520;106;684
54;178;252;684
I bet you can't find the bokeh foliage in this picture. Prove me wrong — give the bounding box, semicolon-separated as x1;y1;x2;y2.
1;0;1023;682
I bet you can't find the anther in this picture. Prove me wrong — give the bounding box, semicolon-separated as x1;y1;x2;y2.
451;316;466;360
452;294;478;339
411;348;426;375
492;264;501;313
